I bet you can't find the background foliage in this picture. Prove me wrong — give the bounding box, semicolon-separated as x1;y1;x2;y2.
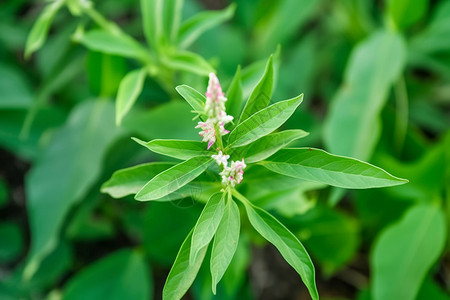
0;0;449;299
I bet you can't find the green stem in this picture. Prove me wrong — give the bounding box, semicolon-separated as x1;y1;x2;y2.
394;76;409;154
83;6;121;35
231;189;249;205
214;124;224;151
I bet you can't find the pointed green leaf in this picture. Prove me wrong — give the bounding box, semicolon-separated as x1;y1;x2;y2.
76;29;150;63
132;137;213;160
135;156;213;201
260;148;408;189
387;0;429;29
64;249;151;300
210;200;240;294
25;0;64;58
116;68;147;125
233;129;309;163
190;193;225;264
163;51;214;76
163;0;184;44
24;101;121;279
372;204;446;300
225;65;243;125
178;4;236;49
324;31;406;160
175;85;206;119
163;230;207;300
140;0;163;49
239;56;274;123
228;94;303;147
241;201;318;300
101;162;174;198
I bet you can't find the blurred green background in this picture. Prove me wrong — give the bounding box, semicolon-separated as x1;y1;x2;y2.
0;0;449;299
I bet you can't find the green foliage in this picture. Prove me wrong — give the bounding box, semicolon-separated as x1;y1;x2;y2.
3;0;449;299
371;204;446;300
63;249;151;300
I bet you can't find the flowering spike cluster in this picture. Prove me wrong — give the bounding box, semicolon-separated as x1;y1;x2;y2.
196;74;246;187
195;73;233;150
212;151;246;187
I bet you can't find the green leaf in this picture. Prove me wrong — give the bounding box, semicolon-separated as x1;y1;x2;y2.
135;156;213;201
63;249;151;300
178;4;236;49
324;30;406;160
140;0;163;49
232;129;309;163
0;222;23;263
132;138;213;160
372;204;446;300
76;29;150;63
24;101;121;279
210;200;240;294
410;1;450;54
25;0;64;58
239;55;274;123
101;162;174;198
163;0;184;44
228;94;303;147
190;193;225;264
0;63;33;109
225;65;243;124
260;148;408;189
240;199;318;300
175;85;206;119
116;68;147;125
163;230;207;300
163;51;214;76
387;0;429;29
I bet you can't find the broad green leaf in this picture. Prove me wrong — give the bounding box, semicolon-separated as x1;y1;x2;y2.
178;4;236;49
241;200;318;300
132;138;213;160
190;193;225;264
24;101;121;279
135;156;213;201
175;85;206;120
410;1;450;54
372;204;446;300
210;200;240;294
228;94;303;147
116;68;147;125
0;63;33;109
0;222;23;263
254;0;320;57
123;101;199;140
63;249;151;300
324;31;406;160
101;162;174;198
226;65;243;124
163;51;214;76
163;230;207;300
232;129;309;163
76;29;150;63
25;0;64;58
239;56;274;123
260;148;408;189
140;0;163;49
163;0;184;44
387;0;429;29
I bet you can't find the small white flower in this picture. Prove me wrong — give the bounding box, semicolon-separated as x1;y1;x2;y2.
219;158;246;187
212;151;229;167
